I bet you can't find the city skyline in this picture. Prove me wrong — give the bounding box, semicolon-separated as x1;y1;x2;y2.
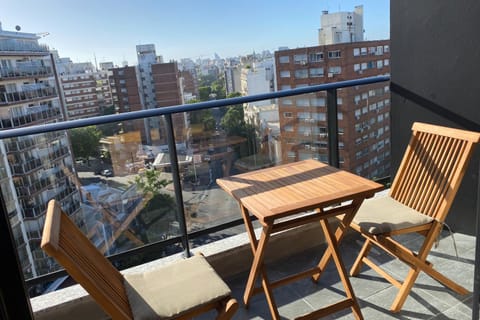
1;0;389;66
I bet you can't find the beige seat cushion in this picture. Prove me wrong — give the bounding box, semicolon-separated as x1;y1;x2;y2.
352;196;434;235
124;254;231;320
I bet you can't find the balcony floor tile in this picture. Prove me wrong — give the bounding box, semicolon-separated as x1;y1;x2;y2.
212;230;476;319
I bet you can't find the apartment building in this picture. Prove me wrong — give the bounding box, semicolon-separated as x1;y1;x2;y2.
108;65;145;139
274;39;391;179
0;25;81;279
151;62;186;145
56;60;113;120
108;46;186;147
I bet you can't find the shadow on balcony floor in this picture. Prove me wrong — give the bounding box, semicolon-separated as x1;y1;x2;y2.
199;230;475;319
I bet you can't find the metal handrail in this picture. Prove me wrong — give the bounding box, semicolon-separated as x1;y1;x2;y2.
0;76;390;139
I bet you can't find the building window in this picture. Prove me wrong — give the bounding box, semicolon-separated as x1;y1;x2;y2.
353;48;360;56
309;52;324;62
377;60;383;68
281;85;291;90
284;125;294;132
293;54;308;64
384;59;390;66
328;50;341;59
309;67;324;77
296;98;310;107
279;56;290;63
354;95;361;104
280;70;290;78
360;47;367;55
294;69;308;79
384;45;390;53
354;64;360;72
283;112;293;118
328;66;341;74
310;97;325;107
312;112;326;121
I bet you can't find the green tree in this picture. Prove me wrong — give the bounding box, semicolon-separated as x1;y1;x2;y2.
198;86;211;101
70;126;102;160
220;92;245;136
220;105;246;136
134;169;171;197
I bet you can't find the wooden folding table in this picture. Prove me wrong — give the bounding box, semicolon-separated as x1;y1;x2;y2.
217;159;383;319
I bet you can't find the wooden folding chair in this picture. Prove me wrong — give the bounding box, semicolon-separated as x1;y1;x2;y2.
348;122;480;312
41;199;238;320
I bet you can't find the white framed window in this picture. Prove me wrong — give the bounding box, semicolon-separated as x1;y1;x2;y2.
328;50;341;59
280;70;290;78
296;98;310;107
294;69;308;79
354;64;360;71
328;66;341;74
310;97;325;107
279;56;290;63
309;52;323;62
309;67;324;77
353;48;360;56
294;54;308;64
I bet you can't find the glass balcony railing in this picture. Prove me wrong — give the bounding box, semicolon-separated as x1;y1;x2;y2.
0;75;390;319
0;86;57;106
0;65;53;79
0;39;50;53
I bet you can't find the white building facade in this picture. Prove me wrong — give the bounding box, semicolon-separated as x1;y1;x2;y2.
318;5;364;45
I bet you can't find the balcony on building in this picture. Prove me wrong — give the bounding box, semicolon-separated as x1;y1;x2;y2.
1;1;480;319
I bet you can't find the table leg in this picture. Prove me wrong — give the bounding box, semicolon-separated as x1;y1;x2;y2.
320;219;363;320
239;206;280;319
312;198;364;282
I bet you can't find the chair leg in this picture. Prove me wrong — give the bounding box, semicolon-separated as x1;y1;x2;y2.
350;238;372;276
390;267;421;312
216;298;239;320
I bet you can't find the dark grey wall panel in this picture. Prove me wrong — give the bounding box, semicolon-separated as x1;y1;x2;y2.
391;0;480;235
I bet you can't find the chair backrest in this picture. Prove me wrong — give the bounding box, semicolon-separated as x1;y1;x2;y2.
390;122;480;222
41;199;133;320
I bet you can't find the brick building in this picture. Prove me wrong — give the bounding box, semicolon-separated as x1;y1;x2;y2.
274;40;391;179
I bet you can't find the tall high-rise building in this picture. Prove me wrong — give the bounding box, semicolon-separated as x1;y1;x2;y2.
108;65;145;138
275;39;391;179
135;44;186;146
54;58;113;120
0;24;81;279
318;5;364;45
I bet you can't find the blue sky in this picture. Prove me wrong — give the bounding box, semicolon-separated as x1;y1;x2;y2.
1;0;389;66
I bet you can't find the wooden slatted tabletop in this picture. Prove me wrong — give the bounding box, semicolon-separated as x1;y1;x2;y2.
217;159;383;223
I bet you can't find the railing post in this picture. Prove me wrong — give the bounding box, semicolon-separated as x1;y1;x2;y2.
326;88;339;168
164;114;191;257
0;189;34;319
